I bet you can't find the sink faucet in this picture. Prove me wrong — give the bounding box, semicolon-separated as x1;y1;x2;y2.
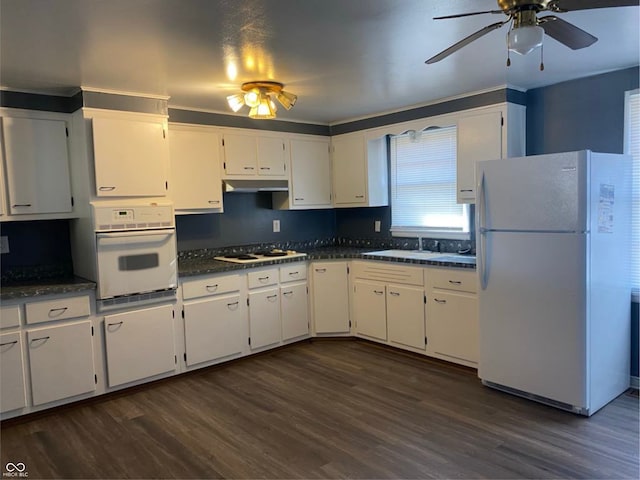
434;240;440;253
417;236;423;251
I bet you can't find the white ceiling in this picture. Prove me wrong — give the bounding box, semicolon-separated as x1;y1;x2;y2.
1;0;638;125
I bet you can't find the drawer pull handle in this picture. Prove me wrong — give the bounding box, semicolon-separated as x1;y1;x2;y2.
260;167;271;170
283;290;293;296
208;200;220;204
266;294;278;301
459;189;473;193
258;276;270;282
315;268;326;273
0;340;18;347
48;307;68;317
99;186;116;191
206;284;219;291
107;321;124;327
244;166;255;170
12;203;32;207
355;195;365;199
294;198;304;201
30;336;50;343
374;290;384;295
288;272;299;276
389;291;400;296
448;280;462;285
434;298;447;304
227;301;239;309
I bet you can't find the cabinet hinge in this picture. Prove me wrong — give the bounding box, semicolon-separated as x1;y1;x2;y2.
165;181;169;191
94;374;98;384
349;320;352;328
174;355;177;364
222;138;225;147
172;309;175;318
306;286;309;294
91;326;94;336
248;337;251;346
65;127;69;137
501;116;504;126
282;143;285;150
223;161;226;169
181;309;185;319
163;129;166;139
184;353;187;362
284;163;286;171
425;336;428;345
424;294;427;304
247;298;250;307
347;266;350;275
71;196;74;207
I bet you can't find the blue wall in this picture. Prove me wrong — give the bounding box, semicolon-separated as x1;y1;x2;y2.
526;66;640;379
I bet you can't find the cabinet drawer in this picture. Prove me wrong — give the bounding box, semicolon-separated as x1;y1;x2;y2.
25;295;91;325
427;268;477;294
1;305;22;329
352;261;423;286
280;263;307;283
247;268;279;289
182;274;241;300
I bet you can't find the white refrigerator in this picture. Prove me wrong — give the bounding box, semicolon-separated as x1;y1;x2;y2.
475;150;632;416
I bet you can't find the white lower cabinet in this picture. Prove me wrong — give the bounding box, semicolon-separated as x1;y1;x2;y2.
387;284;426;350
280;283;309;341
425;268;479;366
183;294;244;366
27;321;95;405
0;332;27;413
310;261;350;334
353;280;387;340
104;304;176;387
248;288;281;349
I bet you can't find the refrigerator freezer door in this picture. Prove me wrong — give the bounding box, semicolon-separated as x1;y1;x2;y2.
478;231;588;409
477;151;588;232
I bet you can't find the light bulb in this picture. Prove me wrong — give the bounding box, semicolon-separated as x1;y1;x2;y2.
508;25;544;55
226;93;245;112
244;89;260;108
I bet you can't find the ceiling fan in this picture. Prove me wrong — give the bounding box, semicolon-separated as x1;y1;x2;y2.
425;0;639;67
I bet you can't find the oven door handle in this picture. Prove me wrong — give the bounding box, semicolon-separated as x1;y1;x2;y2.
97;229;175;246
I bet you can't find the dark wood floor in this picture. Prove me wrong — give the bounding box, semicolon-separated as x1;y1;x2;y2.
1;339;638;479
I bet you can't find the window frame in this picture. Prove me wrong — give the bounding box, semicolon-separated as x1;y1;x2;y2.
623;88;639;301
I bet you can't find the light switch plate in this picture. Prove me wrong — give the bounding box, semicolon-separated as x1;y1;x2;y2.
374;220;381;232
0;236;9;254
273;220;280;233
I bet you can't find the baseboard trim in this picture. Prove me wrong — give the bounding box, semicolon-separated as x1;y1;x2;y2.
630;376;639;389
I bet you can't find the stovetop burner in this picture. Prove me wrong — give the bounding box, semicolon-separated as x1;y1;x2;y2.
224;254;259;260
214;250;307;264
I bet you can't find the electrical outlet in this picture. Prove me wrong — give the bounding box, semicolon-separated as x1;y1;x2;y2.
374;220;381;232
0;236;9;254
273;219;280;233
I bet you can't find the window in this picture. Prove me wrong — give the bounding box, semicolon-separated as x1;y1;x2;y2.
390;126;470;239
624;89;639;299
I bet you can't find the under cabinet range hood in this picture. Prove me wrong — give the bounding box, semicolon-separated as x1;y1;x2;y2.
223;179;288;192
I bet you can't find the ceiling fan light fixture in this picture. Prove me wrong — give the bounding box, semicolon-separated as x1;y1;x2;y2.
508;24;544;55
228;81;297;119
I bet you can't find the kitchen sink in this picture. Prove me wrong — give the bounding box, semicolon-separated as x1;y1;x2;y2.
362;249;443;260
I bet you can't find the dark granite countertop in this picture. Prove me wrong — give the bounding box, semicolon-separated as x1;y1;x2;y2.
178;247;475;278
0;276;96;301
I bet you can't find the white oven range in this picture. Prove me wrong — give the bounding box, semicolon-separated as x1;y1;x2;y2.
91;202;177;311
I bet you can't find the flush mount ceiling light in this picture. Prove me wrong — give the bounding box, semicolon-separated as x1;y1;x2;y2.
226;81;297;119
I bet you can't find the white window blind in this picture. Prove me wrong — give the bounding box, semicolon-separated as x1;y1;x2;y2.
390;126;469;239
624;89;639;299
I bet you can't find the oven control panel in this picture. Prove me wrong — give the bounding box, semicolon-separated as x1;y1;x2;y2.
91;202;175;231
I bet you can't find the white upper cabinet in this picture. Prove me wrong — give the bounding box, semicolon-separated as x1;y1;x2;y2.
92;113;169;197
273;136;332;210
1;113;73;216
168;123;223;213
331;132;388;207
456;103;526;203
222;130;287;179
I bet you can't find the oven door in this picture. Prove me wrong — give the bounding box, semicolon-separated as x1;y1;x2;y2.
96;229;177;299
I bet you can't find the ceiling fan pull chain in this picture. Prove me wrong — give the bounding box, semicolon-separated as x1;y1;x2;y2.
540;44;545;71
506;27;511;67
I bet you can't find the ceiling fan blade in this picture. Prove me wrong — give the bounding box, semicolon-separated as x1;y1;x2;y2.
539;15;598;50
550;0;639;11
425;20;507;64
434;10;503;20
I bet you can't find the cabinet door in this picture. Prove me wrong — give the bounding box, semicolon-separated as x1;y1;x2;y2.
257;136;286;176
104;304;176;387
223;132;257;176
92;116;169;197
2;116;72;215
27;321;95;405
183;294;245;366
332;134;366;205
353;280;387;340
290;138;331;206
387;284;426;350
0;333;27;413
311;262;350;334
248;288;281;349
281;283;309;340
169;125;223;212
427;290;478;364
456;110;502;203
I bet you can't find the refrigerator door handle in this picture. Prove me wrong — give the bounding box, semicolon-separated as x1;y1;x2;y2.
477;171;488;290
